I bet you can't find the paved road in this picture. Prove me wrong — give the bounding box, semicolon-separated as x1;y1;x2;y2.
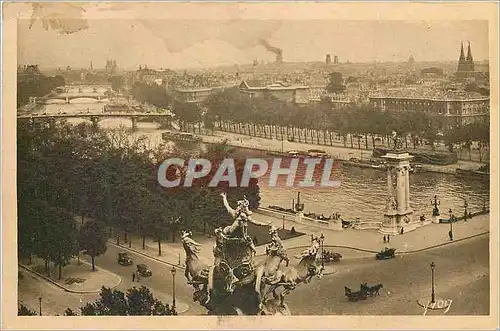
19;235;488;316
284;235;489;315
18;271;101;315
87;244;206;315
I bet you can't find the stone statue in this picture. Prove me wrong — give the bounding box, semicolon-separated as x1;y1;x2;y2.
181;230;211;307
393;134;404;151
266;226;290;267
255;234;324;310
182;193;324;315
387;196;398;211
220;192;269;255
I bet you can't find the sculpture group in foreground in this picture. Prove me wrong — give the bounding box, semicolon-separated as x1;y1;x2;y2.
181;193;325;315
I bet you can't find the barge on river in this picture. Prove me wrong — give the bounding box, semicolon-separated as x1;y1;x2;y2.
455;165;489;181
162;130;203;143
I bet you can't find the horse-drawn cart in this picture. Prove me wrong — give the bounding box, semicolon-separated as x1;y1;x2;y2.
345;283;383;302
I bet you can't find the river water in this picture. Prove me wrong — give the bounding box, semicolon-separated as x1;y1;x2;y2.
33;100;490;223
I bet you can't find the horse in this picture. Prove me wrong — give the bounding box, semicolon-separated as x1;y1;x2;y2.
370;284;383;296
262;251;325;309
254;253;288;308
181;231;212;304
359;283;383;297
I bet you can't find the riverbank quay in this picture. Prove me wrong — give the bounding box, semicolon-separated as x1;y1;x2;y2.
197;130;487;174
251;210;490;256
109;210;489;266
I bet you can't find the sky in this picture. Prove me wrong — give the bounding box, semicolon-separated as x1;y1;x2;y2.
18;10;489;70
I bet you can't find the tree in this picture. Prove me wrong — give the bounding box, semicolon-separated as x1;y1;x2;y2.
64;308;77;316
171;101;202;132
18;304;37;316
109;76;124;92
79;286;176;316
79;220;108;271
49;206;79;279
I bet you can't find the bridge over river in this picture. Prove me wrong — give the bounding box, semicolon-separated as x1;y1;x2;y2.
17;112;173;130
38;85;112;104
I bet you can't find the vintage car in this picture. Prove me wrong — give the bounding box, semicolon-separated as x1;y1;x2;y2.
375;247;396;260
117;252;133;266
439;216;458;224
137;263;152;277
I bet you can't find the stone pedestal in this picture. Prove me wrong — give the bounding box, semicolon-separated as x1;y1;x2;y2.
379;152;420;235
432;215;441;224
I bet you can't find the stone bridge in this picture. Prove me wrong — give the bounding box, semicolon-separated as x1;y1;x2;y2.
40;92;108;104
17;113;173;130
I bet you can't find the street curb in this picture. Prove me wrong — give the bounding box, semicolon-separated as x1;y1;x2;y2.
255;231;490;258
19;262;122;294
107;240;186;270
396;231;489;254
111;231;489;269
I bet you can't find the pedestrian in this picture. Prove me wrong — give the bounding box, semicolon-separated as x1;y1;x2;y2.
383;235;386;243
132;272;135;282
387;235;390;243
136;271;141;282
448;230;453;241
400;228;404;235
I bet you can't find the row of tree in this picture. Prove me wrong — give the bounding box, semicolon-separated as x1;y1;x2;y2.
19;286;176;316
203;87;489;155
17;74;65;108
127;81;489;158
18;120;261;278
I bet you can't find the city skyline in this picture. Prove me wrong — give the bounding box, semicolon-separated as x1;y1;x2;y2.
18;19;489;70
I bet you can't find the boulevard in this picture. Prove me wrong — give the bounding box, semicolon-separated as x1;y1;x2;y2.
18;233;489;315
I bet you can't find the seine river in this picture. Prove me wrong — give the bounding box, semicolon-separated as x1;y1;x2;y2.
34;99;490;223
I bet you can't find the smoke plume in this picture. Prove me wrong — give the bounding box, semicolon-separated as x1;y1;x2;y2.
259;39;282;56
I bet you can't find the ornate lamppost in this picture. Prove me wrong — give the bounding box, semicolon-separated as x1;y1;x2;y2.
320;233;325;268
431;195;440;216
170;267;177;312
38;297;42;316
448;208;453;240
430;262;436;304
295;192;304;212
463;199;468;222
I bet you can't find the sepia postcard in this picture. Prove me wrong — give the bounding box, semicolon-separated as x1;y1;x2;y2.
1;1;499;330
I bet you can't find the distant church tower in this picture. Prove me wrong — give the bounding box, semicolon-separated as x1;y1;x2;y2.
466;41;475;71
457;41;474;72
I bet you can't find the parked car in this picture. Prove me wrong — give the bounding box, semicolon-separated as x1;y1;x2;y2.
376;247;396;260
118;252;133;266
137;264;152;277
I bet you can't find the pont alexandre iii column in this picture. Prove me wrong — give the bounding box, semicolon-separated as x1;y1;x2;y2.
396;166;405;214
405;165;411;211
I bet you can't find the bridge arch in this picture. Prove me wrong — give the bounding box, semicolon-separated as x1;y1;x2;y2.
68;97;102;104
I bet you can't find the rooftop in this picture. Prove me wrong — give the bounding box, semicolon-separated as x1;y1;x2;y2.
369;89;489;101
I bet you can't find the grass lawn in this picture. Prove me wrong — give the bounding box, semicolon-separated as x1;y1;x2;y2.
247;222;304;246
